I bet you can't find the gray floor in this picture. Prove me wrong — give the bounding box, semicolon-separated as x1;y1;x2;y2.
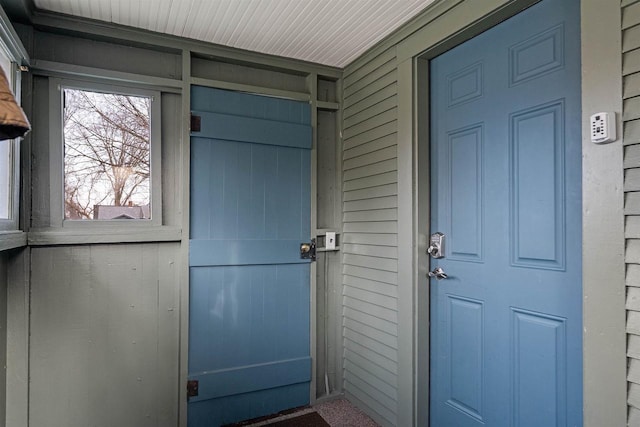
314;398;380;427
244;398;380;427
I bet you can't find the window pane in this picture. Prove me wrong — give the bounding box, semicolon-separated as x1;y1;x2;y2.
63;89;151;220
0;139;10;219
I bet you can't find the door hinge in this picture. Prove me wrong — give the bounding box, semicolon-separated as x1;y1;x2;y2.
187;380;199;398
300;238;316;261
190;114;201;133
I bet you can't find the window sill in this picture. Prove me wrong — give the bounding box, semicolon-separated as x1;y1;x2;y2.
0;231;27;252
28;226;182;246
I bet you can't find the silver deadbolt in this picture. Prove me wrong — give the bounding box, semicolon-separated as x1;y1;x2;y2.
427;232;445;258
428;267;448;280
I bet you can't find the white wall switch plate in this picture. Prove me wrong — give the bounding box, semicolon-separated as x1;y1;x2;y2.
325;231;336;250
590;112;616;143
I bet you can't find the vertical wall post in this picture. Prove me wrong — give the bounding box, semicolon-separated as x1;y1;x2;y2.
179;48;191;427
396;57;415;427
308;72;319;404
581;0;626;426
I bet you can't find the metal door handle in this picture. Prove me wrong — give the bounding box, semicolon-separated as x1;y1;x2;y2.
428;267;448;280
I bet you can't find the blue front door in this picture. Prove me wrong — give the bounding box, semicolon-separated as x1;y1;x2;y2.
429;0;582;425
188;87;312;426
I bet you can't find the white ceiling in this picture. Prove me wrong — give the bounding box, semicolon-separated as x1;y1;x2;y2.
32;0;437;68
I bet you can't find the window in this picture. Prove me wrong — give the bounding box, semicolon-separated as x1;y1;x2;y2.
51;79;162;227
0;51;20;232
63;88;152;220
0;139;11;219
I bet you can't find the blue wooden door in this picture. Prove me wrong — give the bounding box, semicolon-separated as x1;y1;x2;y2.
429;0;582;425
188;87;312;426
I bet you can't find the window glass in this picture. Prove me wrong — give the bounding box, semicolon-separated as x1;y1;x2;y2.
63;88;151;220
0;46;16;227
0;139;10;219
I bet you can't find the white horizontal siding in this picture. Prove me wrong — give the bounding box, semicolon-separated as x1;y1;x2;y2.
342;46;399;427
624;2;640;424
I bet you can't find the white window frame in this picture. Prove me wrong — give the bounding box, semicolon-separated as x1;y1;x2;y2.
0;59;22;233
49;77;162;229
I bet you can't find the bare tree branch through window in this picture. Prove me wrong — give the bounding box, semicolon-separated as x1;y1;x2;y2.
63;88;151;220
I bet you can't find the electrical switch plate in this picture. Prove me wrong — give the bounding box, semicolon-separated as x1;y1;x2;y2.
590;112;616;143
325;232;336;250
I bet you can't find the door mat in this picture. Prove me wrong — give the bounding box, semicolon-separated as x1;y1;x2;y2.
223;407;330;427
262;412;329;427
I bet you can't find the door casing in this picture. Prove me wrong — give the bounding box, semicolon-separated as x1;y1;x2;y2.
396;0;625;426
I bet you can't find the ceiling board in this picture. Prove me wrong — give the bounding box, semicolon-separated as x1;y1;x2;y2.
32;0;437;68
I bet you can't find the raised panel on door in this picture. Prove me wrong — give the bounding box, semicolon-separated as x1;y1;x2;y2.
429;0;582;425
188;86;312;427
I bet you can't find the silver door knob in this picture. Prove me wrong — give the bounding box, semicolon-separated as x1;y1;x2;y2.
428;267;448;280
